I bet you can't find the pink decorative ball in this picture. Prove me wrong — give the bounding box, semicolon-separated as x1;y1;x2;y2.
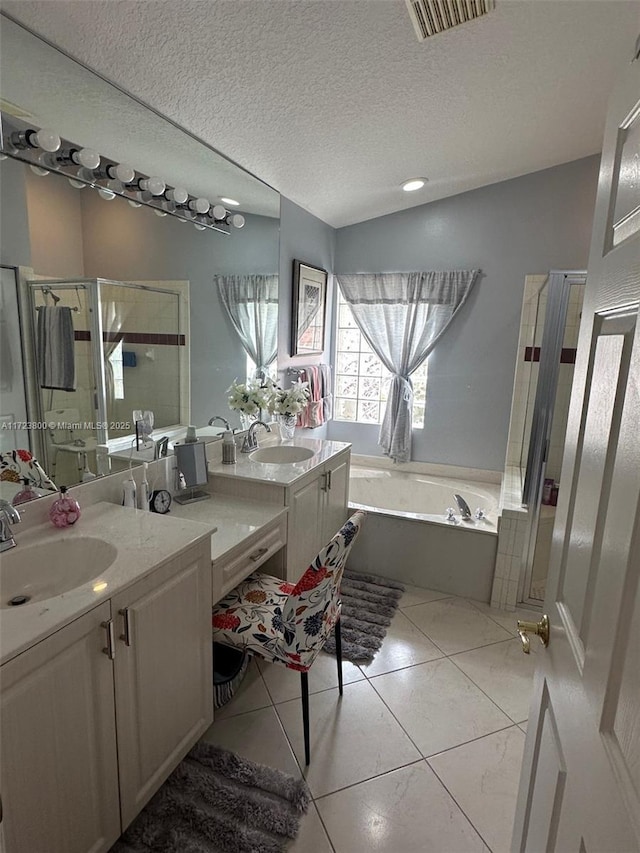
49;487;81;528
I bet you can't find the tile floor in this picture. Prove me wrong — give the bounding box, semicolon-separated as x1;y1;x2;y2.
201;585;542;853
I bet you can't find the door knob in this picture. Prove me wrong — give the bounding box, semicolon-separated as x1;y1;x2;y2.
517;614;549;654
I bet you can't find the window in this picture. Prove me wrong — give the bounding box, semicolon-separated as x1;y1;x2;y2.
334;292;428;428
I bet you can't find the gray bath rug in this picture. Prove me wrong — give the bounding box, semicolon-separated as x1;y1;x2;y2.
324;569;405;663
110;741;311;853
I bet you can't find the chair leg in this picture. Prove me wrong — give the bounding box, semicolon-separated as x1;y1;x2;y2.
300;672;311;766
335;616;344;696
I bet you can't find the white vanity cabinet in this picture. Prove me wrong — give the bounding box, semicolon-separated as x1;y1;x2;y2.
112;540;213;828
286;449;350;580
0;539;212;853
0;601;121;853
209;445;351;583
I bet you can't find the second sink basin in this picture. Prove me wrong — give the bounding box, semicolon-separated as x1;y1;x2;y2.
1;537;118;607
250;446;316;464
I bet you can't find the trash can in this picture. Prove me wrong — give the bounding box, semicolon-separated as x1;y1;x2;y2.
213;642;249;709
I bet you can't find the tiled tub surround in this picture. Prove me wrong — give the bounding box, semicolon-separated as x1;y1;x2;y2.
347;456;501;602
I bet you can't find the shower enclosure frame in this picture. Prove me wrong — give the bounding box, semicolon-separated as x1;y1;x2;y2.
20;276;187;474
520;269;587;606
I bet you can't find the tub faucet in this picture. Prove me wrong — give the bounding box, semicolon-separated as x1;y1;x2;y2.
241;420;271;453
0;500;21;552
208;415;230;430
454;494;472;520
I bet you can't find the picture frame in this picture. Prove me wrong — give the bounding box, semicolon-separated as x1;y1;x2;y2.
291;259;328;357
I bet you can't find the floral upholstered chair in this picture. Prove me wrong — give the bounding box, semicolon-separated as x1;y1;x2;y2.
0;449;56;494
212;510;365;764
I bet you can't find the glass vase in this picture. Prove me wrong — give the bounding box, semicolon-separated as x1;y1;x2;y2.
278;413;297;440
239;412;258;432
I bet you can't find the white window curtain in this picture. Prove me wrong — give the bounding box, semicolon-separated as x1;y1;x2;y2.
215;275;279;380
337;270;479;463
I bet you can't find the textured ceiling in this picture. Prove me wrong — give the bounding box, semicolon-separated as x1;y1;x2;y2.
2;0;639;228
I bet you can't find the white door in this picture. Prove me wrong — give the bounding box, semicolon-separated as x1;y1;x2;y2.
512;54;640;851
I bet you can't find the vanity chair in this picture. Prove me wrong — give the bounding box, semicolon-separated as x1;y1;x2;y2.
0;448;56;498
212;510;365;765
44;408;97;479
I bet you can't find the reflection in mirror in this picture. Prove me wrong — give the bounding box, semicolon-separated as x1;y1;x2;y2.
0;15;280;497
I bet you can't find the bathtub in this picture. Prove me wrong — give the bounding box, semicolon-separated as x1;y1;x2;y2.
347;459;501;602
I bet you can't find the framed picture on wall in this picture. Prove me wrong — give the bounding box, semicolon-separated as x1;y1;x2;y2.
291;260;328;356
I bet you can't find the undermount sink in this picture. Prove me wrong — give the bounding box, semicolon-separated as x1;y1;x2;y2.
0;537;118;608
250;446;316;464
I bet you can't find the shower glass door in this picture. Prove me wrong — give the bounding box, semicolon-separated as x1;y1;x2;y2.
521;271;586;604
99;281;182;441
27;280;100;487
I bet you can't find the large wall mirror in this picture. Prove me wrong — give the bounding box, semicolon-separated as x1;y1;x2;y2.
0;15;280;497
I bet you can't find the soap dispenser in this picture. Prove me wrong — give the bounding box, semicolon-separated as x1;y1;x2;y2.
49;486;81;528
12;478;39;506
222;429;237;464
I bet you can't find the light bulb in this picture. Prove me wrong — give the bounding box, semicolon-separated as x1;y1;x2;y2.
72;148;101;170
139;176;165;195
98;187;116;200
189;197;210;215
108;162;135;184
211;204;226;220
194;223;206;231
32;129;61;153
128;200;142;208
401;178;427;192
30;165;49;176
68;178;85;189
153;209;167;217
166;186;188;204
230;213;245;229
220;197;240;206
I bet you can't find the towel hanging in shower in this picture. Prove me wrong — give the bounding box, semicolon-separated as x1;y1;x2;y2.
37;306;76;391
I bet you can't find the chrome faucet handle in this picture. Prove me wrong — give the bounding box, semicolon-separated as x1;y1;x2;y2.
0;500;21;525
241;420;272;453
475;507;486;520
208;415;230;430
445;507;457;522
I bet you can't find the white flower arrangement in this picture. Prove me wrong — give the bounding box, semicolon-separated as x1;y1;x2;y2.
227;378;275;416
268;381;311;417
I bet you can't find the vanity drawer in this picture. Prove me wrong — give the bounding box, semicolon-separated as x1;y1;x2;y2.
220;518;287;597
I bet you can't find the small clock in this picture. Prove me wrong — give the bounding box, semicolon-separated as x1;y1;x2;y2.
149;489;172;514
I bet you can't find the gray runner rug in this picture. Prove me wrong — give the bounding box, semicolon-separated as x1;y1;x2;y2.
111;741;310;853
324;569;405;663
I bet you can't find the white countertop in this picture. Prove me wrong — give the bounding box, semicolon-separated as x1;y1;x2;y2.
168;493;288;563
0;502;215;665
208;436;351;487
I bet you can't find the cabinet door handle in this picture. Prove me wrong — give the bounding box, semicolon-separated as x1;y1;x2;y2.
249;546;269;562
101;620;115;660
119;607;132;646
321;472;328;491
327;469;332;490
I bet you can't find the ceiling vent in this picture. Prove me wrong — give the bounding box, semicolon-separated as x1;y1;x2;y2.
406;0;495;41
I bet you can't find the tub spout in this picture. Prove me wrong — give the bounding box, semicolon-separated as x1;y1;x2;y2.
454;493;472;519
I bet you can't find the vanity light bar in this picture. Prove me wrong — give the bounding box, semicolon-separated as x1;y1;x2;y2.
0;112;243;236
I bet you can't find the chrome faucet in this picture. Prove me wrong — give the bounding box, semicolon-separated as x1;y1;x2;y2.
241;420;271;453
208;415;230;430
454;493;472;520
0;500;21;552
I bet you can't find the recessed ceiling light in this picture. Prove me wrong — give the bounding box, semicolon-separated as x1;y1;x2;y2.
220;197;240;206
401;178;428;192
